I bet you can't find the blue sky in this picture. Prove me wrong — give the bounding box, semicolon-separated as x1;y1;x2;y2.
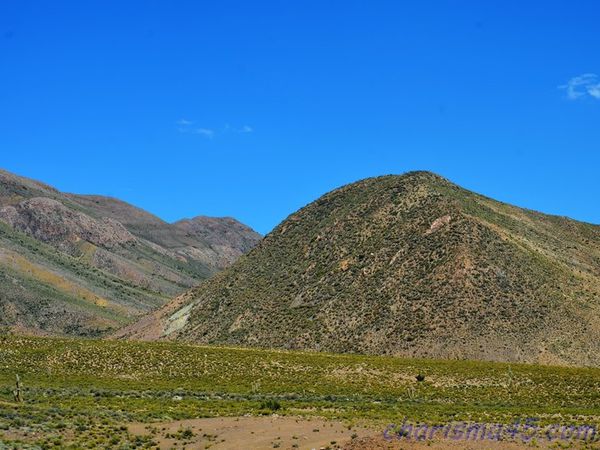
1;1;599;234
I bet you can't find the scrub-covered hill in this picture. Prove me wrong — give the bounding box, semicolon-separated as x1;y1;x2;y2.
122;171;600;366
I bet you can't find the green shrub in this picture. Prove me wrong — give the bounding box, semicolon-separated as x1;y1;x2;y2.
260;399;281;411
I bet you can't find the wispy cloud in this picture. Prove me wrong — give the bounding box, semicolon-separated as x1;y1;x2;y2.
176;119;213;138
559;74;600;100
176;119;254;138
223;124;254;133
192;128;215;138
238;125;253;133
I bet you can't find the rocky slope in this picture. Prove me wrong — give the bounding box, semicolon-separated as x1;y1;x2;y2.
0;169;261;336
174;216;262;268
119;171;600;366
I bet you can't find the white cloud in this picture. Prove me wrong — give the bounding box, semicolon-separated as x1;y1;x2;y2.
589;84;600;99
176;120;253;138
223;124;253;133
193;128;215;138
560;74;600;100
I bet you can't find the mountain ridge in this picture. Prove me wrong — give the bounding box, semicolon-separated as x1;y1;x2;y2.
0;168;261;336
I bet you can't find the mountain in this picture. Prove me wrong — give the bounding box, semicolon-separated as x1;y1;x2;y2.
173;216;262;269
118;171;600;367
0;169;261;336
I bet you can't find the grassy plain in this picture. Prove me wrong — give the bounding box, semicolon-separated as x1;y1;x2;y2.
0;334;599;448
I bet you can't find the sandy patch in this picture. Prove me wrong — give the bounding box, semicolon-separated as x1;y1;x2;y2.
128;415;374;449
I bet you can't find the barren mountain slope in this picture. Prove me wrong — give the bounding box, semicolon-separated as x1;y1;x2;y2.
0;169;261;336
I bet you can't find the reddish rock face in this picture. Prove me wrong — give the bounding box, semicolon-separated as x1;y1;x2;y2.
425;215;452;235
0;197;137;249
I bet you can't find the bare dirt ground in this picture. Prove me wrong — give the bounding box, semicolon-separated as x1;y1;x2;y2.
128;415;374;449
128;417;599;450
343;435;599;449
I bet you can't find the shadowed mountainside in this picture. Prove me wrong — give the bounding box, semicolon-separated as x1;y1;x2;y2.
118;171;600;366
0;169;261;336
